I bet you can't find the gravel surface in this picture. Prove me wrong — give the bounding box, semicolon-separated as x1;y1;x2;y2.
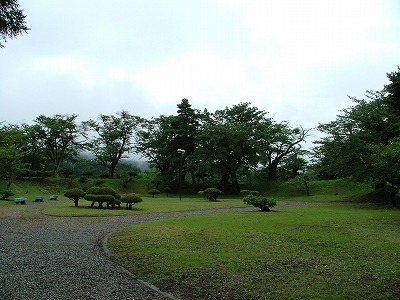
0;201;320;300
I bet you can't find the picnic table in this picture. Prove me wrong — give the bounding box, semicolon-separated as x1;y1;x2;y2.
34;196;44;202
50;195;58;200
14;197;27;204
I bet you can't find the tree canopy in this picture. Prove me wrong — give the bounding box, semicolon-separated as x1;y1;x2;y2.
84;111;142;179
0;0;29;47
313;67;400;205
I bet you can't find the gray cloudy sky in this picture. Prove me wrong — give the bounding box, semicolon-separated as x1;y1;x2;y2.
1;0;400;142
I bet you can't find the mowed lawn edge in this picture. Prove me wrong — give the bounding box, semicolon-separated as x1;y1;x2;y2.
108;203;400;300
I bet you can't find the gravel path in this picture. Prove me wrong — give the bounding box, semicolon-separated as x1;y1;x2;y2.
0;201;320;300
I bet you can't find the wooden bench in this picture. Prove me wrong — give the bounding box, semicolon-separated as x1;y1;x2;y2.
34;196;44;202
14;197;27;204
50;195;58;200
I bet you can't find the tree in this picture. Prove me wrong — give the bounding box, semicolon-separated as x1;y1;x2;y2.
193;103;270;192
169;99;200;191
313;68;400;205
0;0;29;47
64;188;86;207
278;152;309;180
0;123;25;188
136;115;176;185
260;122;311;181
32;114;84;175
84;111;141;179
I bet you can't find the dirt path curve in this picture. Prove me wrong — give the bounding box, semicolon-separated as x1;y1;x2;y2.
0;201;320;300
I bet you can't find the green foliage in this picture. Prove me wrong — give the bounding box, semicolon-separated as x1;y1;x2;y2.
314;68;400;207
94;179;105;187
198;187;223;201
83;111;142;179
120;193;143;209
32;114;84;175
286;174;312;196
147;188;161;198
64;188;85;207
239;190;260;196
84;186;120;208
242;191;277;211
59;168;74;179
119;172;131;188
78;176;88;184
0;0;29;48
0;189;15;199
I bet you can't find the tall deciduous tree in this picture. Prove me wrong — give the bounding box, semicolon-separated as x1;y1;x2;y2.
314;68;400;205
193;103;269;192
0;123;25;188
32;114;83;175
136;114;175;184
260;122;311;181
84;111;141;179
0;0;29;47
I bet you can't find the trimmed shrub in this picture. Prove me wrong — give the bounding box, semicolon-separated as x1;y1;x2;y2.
79;176;88;184
243;194;277;212
84;186;120;208
64;188;86;207
198;187;223;201
147;189;161;198
121;193;143;210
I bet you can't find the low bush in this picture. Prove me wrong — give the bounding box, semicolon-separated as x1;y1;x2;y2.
241;190;276;212
198;187;223;201
148;189;161;198
84;186;120;208
121;193;143;210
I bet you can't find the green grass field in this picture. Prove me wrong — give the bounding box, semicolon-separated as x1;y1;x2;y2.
109;203;400;299
40;196;247;217
2;177;399;299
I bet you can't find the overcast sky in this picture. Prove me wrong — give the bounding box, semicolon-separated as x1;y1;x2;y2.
1;0;399;144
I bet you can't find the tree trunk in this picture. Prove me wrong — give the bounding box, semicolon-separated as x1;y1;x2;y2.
303;176;310;196
190;170;197;193
219;171;230;184
231;172;240;194
268;160;279;181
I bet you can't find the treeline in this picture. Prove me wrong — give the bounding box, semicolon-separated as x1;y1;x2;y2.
1;68;399;200
0;101;310;193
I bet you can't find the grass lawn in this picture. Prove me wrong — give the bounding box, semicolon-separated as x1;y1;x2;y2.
108;203;400;300
41;196;247;217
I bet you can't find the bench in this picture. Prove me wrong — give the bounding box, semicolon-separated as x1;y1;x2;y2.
14;197;27;204
50;195;58;200
34;196;44;202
